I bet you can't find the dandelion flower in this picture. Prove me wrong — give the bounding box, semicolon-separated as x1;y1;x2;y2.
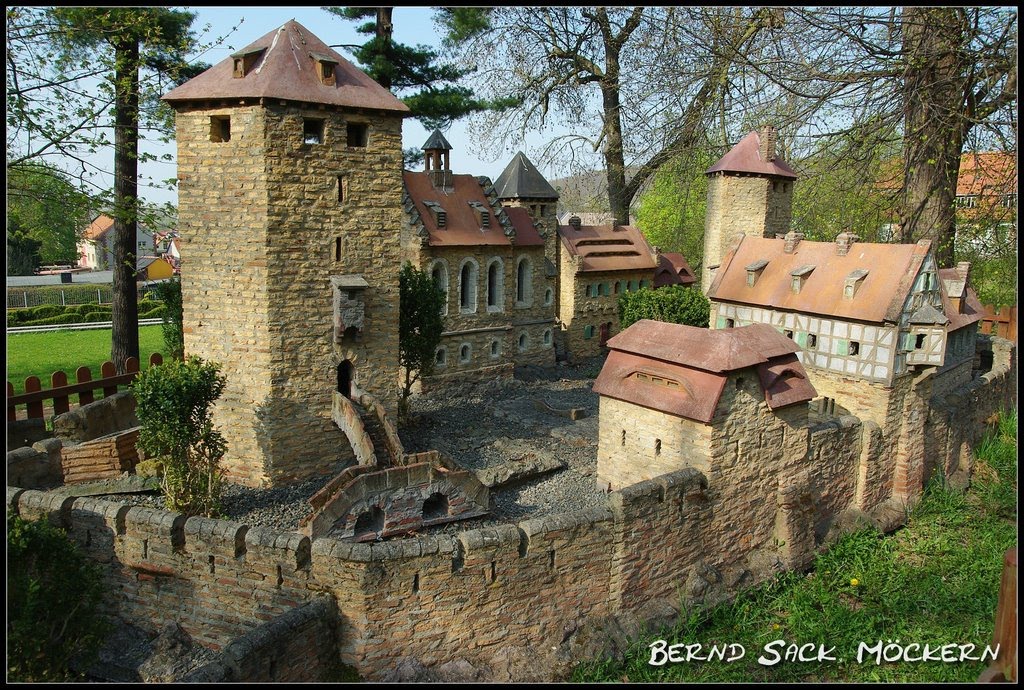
850;578;860;587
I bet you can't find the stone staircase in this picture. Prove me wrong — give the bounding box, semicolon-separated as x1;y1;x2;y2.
352;400;395;466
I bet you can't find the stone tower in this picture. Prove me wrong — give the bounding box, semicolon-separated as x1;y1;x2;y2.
163;21;411;487
494;152;561;269
702;126;797;291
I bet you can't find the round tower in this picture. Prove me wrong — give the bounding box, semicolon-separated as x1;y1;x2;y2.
702;126;797;292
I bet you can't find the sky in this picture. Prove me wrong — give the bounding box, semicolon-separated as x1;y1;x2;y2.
129;6;561;208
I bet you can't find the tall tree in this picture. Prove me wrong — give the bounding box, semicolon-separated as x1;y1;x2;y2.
729;6;1016;266
326;7;516;165
46;8;201;372
438;7;775;224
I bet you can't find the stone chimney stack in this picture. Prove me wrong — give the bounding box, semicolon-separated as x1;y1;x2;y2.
759;125;777;162
568;215;582;230
783;230;804;254
955;261;971;282
835;232;859;256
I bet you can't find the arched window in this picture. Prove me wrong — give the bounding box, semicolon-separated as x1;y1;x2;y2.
490;340;500;358
423;493;450;521
459;343;472;363
544;288;553;306
459;259;478;313
486;258;503;311
353;506;384;539
337;360;354;398
435;348;447;366
516;257;532;305
518;332;528;352
431;260;449;316
543;329;552;345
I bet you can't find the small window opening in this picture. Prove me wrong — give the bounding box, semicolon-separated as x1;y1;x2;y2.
304;118;325;145
518;333;527;351
423;492;450;521
353;506;384;539
335;237;342;262
544;288;553;305
849;341;860;356
621;429;626;446
412;573;420;593
460;344;471;363
347;122;368;147
726;318;735;328
337;175;346;204
655;439;662;456
543;329;551;345
807;334;818;349
435;348;446;366
915;334;926;349
490;340;499;357
210;116;230;143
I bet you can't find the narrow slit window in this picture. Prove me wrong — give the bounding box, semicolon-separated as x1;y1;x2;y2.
337;175;346;204
335;237;342;262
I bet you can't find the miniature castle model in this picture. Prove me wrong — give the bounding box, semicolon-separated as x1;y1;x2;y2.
7;20;1000;682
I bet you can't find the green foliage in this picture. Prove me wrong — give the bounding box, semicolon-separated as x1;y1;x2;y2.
635;151;712;273
398;262;446;416
326;7;516;131
7;163;93;265
7;512;110;681
149;278;184;359
7;299;162;327
130;357;227;517
6;217;44;276
572;412;1017;683
618;286;710;330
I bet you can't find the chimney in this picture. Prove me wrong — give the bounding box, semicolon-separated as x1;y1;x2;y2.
955;261;971;283
568;215;582;231
835;232;859;256
782;230;804;254
759;125;777;162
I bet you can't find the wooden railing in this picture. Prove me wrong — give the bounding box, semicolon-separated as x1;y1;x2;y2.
979;304;1017;344
7;353;163;422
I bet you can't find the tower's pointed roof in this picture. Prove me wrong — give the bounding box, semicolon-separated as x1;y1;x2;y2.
162;20;410;114
422;129;453;151
494;152;559;200
706;130;797;179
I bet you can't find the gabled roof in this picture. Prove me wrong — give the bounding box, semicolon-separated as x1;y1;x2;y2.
593;321;816;423
706;130;798;179
557;222;658;273
162;20;409;114
494;152;559;200
503;206;545;247
654;252;697;287
83;214;115;241
707;236;933;324
403;172;514;247
938;268;985;332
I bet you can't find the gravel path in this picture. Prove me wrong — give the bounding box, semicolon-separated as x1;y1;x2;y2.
91;358;608;536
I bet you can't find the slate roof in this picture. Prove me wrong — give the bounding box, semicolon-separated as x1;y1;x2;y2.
938;268;985;332
707;236;933;324
706;129;798;179
494;152;559;200
557;222;658;273
503;207;545;247
162;20;410;114
422;129;453;151
593;321;816;422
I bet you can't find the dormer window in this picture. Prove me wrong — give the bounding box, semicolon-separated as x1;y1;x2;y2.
790;264;815;293
843;269;869;300
745;259;768;287
231;48;265;78
469;201;490;228
423;201;446;228
310;52;338;86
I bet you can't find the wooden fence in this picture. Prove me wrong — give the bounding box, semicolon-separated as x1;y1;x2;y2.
979;304;1017;343
6;353;163;422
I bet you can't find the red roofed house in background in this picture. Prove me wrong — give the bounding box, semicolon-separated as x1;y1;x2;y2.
594;320;816;491
78;213;158;270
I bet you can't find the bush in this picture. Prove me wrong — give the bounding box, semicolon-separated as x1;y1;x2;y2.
618;285;710;330
149;278;183;360
7;512;110;681
131;356;227;517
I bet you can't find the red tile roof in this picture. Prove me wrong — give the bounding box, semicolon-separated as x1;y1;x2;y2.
83;214;115;241
706;129;798;179
404;172;512;247
593;321;816;422
557;223;658;273
956;152;1017;197
163;20;410;114
938;268;985;332
654;252;697;287
503;207;545;247
708;236;932;324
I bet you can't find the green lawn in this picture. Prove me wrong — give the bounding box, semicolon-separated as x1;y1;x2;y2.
573;411;1017;684
6;325;166;393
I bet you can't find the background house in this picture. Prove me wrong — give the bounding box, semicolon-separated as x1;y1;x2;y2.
78;213;158;270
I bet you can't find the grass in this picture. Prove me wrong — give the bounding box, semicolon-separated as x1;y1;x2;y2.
6;325;166;393
573;410;1017;683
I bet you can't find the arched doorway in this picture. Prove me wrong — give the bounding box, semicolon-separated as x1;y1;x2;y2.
337;360;354;399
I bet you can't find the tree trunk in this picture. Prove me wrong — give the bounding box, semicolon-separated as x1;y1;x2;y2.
899;7;965;266
602;45;629;226
111;39;141;373
375;7;394;90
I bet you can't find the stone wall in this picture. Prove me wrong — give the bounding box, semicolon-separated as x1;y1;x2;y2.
176;102;403;487
5;339;1015;682
702;173;793;291
53;391;138;445
559;267;653;360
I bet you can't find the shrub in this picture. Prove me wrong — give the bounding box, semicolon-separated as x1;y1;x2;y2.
7;512;110;681
130;356;227;517
149;278;183;360
618;285;710;330
28;304;64;319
